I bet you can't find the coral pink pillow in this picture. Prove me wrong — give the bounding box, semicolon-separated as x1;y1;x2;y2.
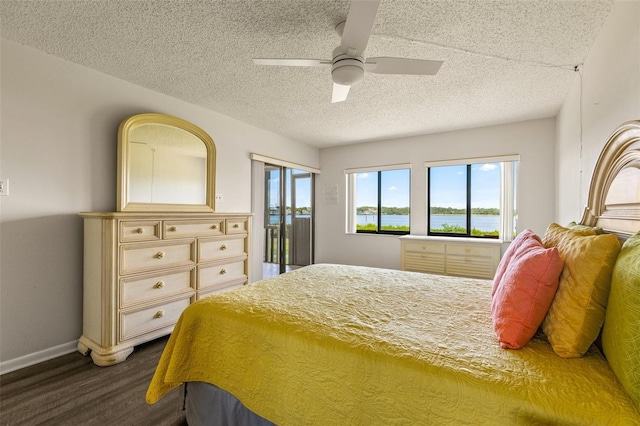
491;235;564;349
492;229;539;296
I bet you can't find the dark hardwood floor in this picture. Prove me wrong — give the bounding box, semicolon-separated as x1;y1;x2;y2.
0;336;185;426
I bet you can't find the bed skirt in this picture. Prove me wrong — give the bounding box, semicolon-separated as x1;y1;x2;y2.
184;382;274;426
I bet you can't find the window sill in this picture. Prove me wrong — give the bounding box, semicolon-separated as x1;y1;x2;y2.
398;235;504;245
346;232;408;237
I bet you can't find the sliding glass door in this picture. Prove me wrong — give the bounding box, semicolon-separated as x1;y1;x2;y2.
264;165;314;276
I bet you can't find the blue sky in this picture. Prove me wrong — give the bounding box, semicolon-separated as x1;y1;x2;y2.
356;169;410;208
268;169;312;208
356;165;501;209
429;163;501;209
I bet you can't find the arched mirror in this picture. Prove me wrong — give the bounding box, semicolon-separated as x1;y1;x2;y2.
117;113;216;212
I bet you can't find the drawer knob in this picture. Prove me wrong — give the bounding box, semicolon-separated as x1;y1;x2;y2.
233;224;239;228
154;281;165;289
211;224;218;230
155;251;165;259
220;244;228;251
220;268;227;275
136;227;145;234
154;310;165;319
169;226;177;232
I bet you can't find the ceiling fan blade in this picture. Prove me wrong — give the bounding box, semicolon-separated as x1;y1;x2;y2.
364;57;444;75
341;0;381;55
253;58;331;67
332;83;351;103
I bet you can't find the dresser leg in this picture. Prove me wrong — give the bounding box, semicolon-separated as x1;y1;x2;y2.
77;340;91;356
77;335;134;366
90;347;134;367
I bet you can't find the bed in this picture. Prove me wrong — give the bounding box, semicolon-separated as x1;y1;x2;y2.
147;120;640;425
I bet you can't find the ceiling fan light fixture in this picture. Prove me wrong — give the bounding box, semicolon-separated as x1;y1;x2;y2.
331;58;364;86
252;0;442;102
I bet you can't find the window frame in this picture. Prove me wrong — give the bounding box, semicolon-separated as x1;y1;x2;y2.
345;164;411;235
425;155;519;241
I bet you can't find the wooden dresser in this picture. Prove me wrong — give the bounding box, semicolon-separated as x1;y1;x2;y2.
400;235;502;279
77;212;251;366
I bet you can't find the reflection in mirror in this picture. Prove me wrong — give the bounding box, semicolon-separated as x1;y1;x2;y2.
129;124;206;204
117;113;216;212
605;166;640;206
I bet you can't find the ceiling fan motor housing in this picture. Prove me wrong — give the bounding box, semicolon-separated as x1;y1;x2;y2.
332;51;364;86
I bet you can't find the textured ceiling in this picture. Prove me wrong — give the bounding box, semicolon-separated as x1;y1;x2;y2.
0;0;614;148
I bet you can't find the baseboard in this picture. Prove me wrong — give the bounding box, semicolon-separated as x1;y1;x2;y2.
0;340;78;376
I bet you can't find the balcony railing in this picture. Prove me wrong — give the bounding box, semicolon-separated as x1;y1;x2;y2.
264;217;311;266
264;224;282;263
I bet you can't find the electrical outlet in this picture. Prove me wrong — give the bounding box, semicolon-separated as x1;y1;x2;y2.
0;179;8;196
215;193;223;203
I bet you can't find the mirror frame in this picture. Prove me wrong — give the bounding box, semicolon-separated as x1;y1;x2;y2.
117;113;216;212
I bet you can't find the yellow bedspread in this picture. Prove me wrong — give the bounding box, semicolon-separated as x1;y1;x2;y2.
147;264;640;424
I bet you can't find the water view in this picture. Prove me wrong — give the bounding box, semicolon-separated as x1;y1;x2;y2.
273;214;501;232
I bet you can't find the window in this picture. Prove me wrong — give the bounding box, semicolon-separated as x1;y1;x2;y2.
426;156;518;240
346;165;411;235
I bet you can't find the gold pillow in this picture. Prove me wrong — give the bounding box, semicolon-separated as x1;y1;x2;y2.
567;221;604;234
541;223;621;358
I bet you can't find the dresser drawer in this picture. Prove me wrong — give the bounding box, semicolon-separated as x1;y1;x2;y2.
446;244;499;257
120;267;195;308
120;240;195;275
446;255;495;279
119;297;192;341
403;252;445;274
198;260;247;289
164;220;224;239
225;218;248;235
199;236;246;262
402;240;446;254
120;221;161;242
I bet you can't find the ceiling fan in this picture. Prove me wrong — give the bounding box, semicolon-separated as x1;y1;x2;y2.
253;0;443;103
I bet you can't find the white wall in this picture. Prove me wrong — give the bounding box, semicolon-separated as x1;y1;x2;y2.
315;118;557;269
556;1;640;224
0;39;319;368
